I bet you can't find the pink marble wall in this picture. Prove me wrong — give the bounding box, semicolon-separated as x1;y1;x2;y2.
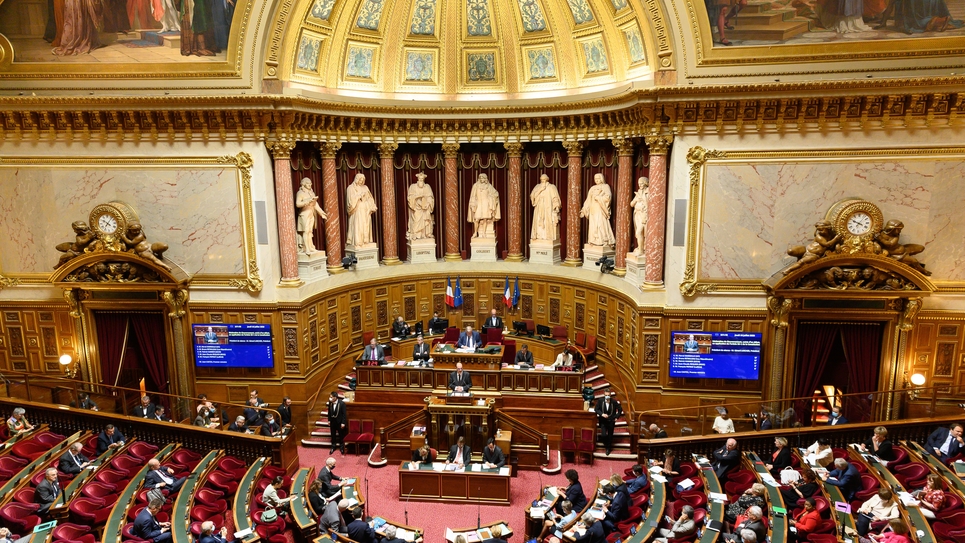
699;158;965;281
0;165;243;276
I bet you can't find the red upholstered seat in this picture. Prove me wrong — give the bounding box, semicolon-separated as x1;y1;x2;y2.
12;487;35;505
122;522;150;542
0;502;41;534
11;439;49;461
126;441;160;461
673;478;704;500
343;419;362;451
110;454;143;476
576;335;596;360
195;487;226;507
206;471;239;494
523;320;535;335
676;463;697;480
577;427;595;465
443;327;459;343
887;447;909;470
501;340;516;366
677;490;708;509
937;492;963;519
551;325;568;342
52;522;96;543
853;473;881;500
486;328;502;344
69;496;112;525
81;481;118;500
136;488;169;506
218;456;246;472
808;534;839;543
615;506;643;534
34;431;66;446
191;504;225;522
938;511;965;528
631;492;649;508
170;448;202;468
355;420;375;454
560;427;578;463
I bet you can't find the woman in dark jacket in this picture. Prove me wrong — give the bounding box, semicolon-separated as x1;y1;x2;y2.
556;469;587;514
766;436;793;477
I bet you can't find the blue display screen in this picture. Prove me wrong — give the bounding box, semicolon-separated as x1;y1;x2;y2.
668;331;762;380
192;324;274;368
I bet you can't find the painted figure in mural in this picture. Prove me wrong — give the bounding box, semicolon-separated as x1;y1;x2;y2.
630;177;649;255
346;173;377;247
468;173;501;239
530;174;561;242
873;0;962;33
296;178;328;254
819;0;872;32
580;173;616;247
407;172;435;241
158;0;181;32
181;0;217;56
706;0;747;45
51;0;104;55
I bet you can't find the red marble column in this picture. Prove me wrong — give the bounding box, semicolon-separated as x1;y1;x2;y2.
378;143;401;265
268;139;300;284
643;135;672;288
612;138;635;277
562;141;584;266
442;143;462;261
317;141;344;274
504;142;524;262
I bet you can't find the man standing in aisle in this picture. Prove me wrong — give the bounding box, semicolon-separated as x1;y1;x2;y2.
328;391;347;454
595;390;621;455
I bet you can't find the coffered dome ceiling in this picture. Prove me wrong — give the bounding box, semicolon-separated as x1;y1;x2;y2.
279;0;659;100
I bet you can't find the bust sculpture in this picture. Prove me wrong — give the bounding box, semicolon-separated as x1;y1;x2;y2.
345;173;377;247
468;173;500;238
530;173;561;241
295;177;327;254
406;172;435;240
580;173;616;247
630;176;649;255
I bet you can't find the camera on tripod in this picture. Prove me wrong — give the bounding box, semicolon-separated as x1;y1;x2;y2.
595;255;614;274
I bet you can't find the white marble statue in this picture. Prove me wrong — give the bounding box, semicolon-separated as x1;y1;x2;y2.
630;176;649;255
530;173;561;241
406;172;435;240
580;173;616;247
346;173;377;247
468;173;501;238
296;177;328;254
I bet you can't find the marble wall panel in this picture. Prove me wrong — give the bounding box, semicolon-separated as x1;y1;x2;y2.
0;164;244;276
698;157;965;281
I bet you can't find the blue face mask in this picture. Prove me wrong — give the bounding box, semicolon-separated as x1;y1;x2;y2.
831;412;839;418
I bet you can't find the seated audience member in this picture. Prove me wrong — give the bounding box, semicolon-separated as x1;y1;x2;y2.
249;389;269;411
392;316;410;338
6;407;35;436
649;424;668;439
411;445;434;464
146;458;185;493
601;483;629;533
58;441;91;476
319;498;350;535
134;498;172;543
199;521;234;543
780;468;819;506
865;518;912;543
855;487;899;536
712;438;740;479
737;530;758;543
482;525;508;543
317;457;344;498
725;483;766;524
362;337;385;365
924;422;964;463
133;395;157;418
806;438;833;468
655;505;696;543
197;394;220;422
627;464;649;494
858;426;895;462
261;413;282;437
457;325;482;349
788;498;821;542
916;473;945;519
195;402;219;429
427;312;444;334
713;407;735;434
574;513;605;543
828;406;849;425
822;458;861;501
243;398;263;428
151;405;171;422
654;448;680;477
228;416;249;433
515;344;534;367
551;346;574;368
482;438;505;468
71;392;99;411
0;527;15;543
766;436;793;477
725;506;766;543
278;396;293;427
556;469;588;515
608;474;630;500
346;507;375;543
447;436;472;467
263;475;294;512
412;335;432;365
540;500;576;540
382;525;408;543
307;480;327;517
35;467;62;515
96;424;126;454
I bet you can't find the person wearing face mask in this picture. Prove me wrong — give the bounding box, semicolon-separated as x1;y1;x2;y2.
327;391;347;454
827;406;849;425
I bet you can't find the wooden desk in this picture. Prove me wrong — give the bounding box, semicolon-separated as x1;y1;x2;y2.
445;521;512;543
173;451;222;543
398;462;511;505
354;365;584;396
507;334;567;365
433;344;504;369
909;441;965;494
427;392;497;453
290;467;319;540
495;430;512;457
101;444;177;543
525;486;560;539
374;518;424;542
232;457;266;543
745;452;786;543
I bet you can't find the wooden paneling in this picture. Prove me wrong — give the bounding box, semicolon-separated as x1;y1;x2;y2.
0;305;77;376
908;312;965;388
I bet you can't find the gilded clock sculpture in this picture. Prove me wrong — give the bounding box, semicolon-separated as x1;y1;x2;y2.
825;198;884;254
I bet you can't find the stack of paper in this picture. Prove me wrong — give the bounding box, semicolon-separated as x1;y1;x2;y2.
531;507;546;519
649;465;663;474
499;467;511;475
709;492;728;503
652;474;668;484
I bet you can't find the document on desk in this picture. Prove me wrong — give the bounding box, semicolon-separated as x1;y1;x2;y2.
499;467;511;476
471;464;481;472
344;478;357;485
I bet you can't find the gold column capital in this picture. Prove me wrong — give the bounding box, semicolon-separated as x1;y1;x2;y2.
378;142;399;157
315;141;342;159
644;135;673;155
503;142;524;157
266;138;296;159
162;288;189;319
442;143;461;158
562;140;583;156
611;137;637;156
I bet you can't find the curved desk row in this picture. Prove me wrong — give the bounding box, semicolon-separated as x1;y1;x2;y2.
0;430;83;507
233;456;267;543
852;446;936;543
745;452;787;543
291;466;319;540
172;450;223;543
696;460;725;543
908;441;965;495
102;443;178;543
52;434;133;513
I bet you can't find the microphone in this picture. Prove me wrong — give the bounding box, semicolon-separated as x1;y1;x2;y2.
405;488;413;525
477;486;481;530
364;462;370;516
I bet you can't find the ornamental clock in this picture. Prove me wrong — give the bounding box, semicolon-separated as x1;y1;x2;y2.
88;202;139;251
825;198;884;254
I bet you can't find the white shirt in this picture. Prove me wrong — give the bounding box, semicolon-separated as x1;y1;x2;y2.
940;433;954;455
713;416;735;434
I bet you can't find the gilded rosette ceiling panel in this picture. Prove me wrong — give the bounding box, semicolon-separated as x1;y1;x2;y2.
283;0;656;97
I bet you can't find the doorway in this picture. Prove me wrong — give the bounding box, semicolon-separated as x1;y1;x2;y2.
92;311;170;396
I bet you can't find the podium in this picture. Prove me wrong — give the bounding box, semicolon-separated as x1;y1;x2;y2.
426;390;498;456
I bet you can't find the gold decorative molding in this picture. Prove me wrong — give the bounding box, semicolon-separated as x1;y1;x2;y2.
562;140;584;155
503;142;524;157
611;137;636;156
767;296;792;329
216;152;262;293
442;143;461;158
267;137;297;158
645;134;672;154
0;274;21;289
316;141;342;158
162;289;190;319
898;297;923;332
378;142;399;156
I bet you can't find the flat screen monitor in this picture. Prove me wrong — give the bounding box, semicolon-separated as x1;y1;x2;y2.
513;320;527;334
431;318;449;333
536;324;551;337
193;324;274;368
668;331;761;380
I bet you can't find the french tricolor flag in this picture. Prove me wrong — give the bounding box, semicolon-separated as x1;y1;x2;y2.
446;277;454;307
503;277;512;308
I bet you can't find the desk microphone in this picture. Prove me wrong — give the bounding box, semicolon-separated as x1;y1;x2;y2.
404;488;413;525
477;486;482;530
364;462;370;515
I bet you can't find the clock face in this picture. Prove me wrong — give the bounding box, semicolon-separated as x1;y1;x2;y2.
97;213;118;234
846;212;872;235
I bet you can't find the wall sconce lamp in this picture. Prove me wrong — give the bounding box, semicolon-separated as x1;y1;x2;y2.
59;354;77;378
906;372;926;400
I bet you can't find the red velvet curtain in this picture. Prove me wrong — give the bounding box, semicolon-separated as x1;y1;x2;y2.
130;313;169;393
93;312;128;387
793;323;840;417
840;323;883;423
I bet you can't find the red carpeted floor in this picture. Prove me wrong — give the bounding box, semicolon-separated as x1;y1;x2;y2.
297;446;632;542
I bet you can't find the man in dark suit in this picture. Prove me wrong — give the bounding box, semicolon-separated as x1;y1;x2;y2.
327;391;348;454
601;483;629;533
482;438;505;468
134;499;172;543
71;392;99;411
595;392;621;455
278;396;293;427
228;416;249;433
428;312;445;334
198;521;231;543
712;438;740;480
514;344;534;368
483;309;503;331
648;424;668;439
145;458;185;493
151;406;171;422
446;436;472;467
392;316;410;338
133;395;156;419
574;514;606;543
627;464;649;494
448;363;472;393
261;413;282;437
96;424;125;455
242;398;263;428
346;507;375;543
35;468;61;515
412;335;431;365
317;457;344;498
362;338;385;365
319;498;350;535
827;406;849;426
925;423;965;462
821;457;861;500
457;325;482;349
58;442;91;476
